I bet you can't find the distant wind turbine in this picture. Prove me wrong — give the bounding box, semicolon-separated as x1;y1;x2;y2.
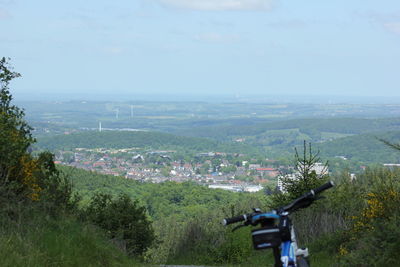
130;105;134;118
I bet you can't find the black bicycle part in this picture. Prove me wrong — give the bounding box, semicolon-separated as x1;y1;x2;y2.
314;180;334;195
222;214;249;226
281;181;334;213
278;216;291;242
273;247;282;267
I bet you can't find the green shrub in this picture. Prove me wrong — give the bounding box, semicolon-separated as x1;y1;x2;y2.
0;210;138;267
337;167;400;266
84;193;155;257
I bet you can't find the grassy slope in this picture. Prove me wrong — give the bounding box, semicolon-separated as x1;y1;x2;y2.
0;212;140;267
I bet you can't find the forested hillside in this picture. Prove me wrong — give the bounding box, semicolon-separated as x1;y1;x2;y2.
59;165;268;264
60;165;260;219
174;117;400;140
35;125;400;165
35;130;262;155
269;130;400;163
318;131;400;162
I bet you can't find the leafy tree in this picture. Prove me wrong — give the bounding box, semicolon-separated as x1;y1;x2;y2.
0;58;75;211
0;57;38;198
220;165;237;174
161;166;171;177
84;193;155;257
35;151;78;214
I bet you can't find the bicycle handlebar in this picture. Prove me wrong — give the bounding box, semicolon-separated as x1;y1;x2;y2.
313;180;334;195
222;214;249;226
223;181;334;225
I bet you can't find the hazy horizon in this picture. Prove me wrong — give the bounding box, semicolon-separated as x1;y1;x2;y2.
13;91;400;104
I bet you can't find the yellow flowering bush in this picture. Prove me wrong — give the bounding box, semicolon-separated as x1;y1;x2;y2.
338;168;400;266
1;58;75;215
351;189;399;233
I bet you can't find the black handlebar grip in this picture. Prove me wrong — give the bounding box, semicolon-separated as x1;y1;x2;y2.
222;214;247;226
313;181;334;195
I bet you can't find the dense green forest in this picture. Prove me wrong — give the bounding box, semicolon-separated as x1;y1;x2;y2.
35;127;400;165
60;165;270;264
174;117;400;140
60;165;260;219
264;129;400;163
318;131;400;163
171;117;400;164
35;130;262;155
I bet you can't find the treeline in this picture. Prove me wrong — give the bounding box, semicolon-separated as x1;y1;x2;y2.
35;130;262;155
35;118;400;165
61;166;250;218
318;130;400;163
176;117;400;140
60;165;268;264
172;117;400;164
265;129;400;164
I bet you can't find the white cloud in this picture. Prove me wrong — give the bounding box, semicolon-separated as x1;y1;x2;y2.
384;22;400;35
158;0;273;11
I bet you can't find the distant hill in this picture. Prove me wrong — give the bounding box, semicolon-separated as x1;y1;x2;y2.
35;130;262;155
169;117;400;163
259;130;400;164
174;117;400;141
317;130;400;163
33;116;400;165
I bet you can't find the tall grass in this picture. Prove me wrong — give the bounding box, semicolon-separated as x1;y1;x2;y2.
0;210;141;267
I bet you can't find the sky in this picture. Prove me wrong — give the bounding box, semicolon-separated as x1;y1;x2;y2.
1;0;400;100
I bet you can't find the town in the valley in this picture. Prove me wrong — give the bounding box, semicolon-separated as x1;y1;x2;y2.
54;147;329;193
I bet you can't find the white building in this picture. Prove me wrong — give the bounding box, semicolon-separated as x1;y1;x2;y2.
208;184;263;193
277;163;328;192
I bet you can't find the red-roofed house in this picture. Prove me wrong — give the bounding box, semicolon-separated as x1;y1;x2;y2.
256;168;279;178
